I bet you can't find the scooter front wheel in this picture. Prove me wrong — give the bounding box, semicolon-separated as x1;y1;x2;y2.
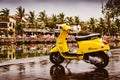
50;52;65;65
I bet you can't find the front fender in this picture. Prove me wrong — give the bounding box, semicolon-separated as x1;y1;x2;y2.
50;46;59;53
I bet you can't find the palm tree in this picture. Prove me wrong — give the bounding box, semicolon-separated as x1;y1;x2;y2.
38;10;47;23
115;18;120;33
38;10;48;28
74;16;80;25
79;21;88;32
45;14;58;29
58;12;65;23
15;6;25;36
28;11;36;27
99;18;106;34
0;8;10;21
51;14;58;26
15;22;24;36
66;17;74;25
88;18;97;33
16;6;25;21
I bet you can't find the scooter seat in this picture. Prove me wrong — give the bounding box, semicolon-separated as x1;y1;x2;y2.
75;33;101;41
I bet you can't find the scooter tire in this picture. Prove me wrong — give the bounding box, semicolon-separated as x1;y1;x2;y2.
94;52;109;68
50;52;65;65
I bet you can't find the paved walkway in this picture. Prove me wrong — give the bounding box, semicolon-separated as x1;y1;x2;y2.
0;49;119;80
0;56;49;66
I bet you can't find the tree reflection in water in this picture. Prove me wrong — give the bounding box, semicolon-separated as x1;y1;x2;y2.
0;43;53;60
50;65;109;80
109;41;120;49
0;42;120;60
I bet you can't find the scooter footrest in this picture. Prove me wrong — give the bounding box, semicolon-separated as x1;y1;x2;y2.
62;52;83;57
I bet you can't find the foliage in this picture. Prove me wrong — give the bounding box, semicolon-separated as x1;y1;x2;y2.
46;21;54;29
0;8;9;18
51;14;57;26
0;5;120;36
57;12;65;23
78;30;90;36
66;17;74;25
103;0;120;19
0;8;9;21
74;16;80;25
15;22;24;35
88;18;97;33
15;22;23;30
8;29;14;36
38;10;47;22
16;6;25;19
28;11;35;24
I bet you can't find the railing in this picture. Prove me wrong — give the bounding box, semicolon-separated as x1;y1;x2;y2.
0;26;8;28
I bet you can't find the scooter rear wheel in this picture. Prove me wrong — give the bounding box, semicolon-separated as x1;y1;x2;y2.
50;52;65;65
93;52;109;68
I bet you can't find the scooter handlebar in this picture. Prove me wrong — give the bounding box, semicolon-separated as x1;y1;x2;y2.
61;24;72;31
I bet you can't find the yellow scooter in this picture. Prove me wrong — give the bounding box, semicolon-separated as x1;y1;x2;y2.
50;24;111;68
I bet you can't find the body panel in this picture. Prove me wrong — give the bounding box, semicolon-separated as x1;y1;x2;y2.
50;46;59;53
77;38;110;54
50;24;110;60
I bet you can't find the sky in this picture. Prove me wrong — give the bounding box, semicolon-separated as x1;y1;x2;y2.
0;0;106;20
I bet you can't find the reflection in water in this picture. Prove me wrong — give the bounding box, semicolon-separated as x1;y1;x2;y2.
50;65;109;80
0;43;53;60
0;60;51;80
0;43;77;61
0;41;119;61
50;65;66;80
0;65;10;73
109;42;120;49
17;63;25;72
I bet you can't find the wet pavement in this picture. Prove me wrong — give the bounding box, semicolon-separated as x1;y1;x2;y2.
0;49;120;80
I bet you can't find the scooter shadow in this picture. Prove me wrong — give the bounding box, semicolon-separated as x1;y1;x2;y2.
50;64;109;80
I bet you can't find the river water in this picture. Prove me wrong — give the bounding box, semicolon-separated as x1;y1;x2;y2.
0;42;119;61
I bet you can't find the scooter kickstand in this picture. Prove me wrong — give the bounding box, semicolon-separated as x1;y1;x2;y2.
65;59;71;67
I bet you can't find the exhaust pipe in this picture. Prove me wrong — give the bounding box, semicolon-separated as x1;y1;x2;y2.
89;56;102;64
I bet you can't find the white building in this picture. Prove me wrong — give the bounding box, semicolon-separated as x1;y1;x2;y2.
0;17;16;37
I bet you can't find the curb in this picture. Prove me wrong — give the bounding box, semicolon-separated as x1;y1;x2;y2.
0;56;49;67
